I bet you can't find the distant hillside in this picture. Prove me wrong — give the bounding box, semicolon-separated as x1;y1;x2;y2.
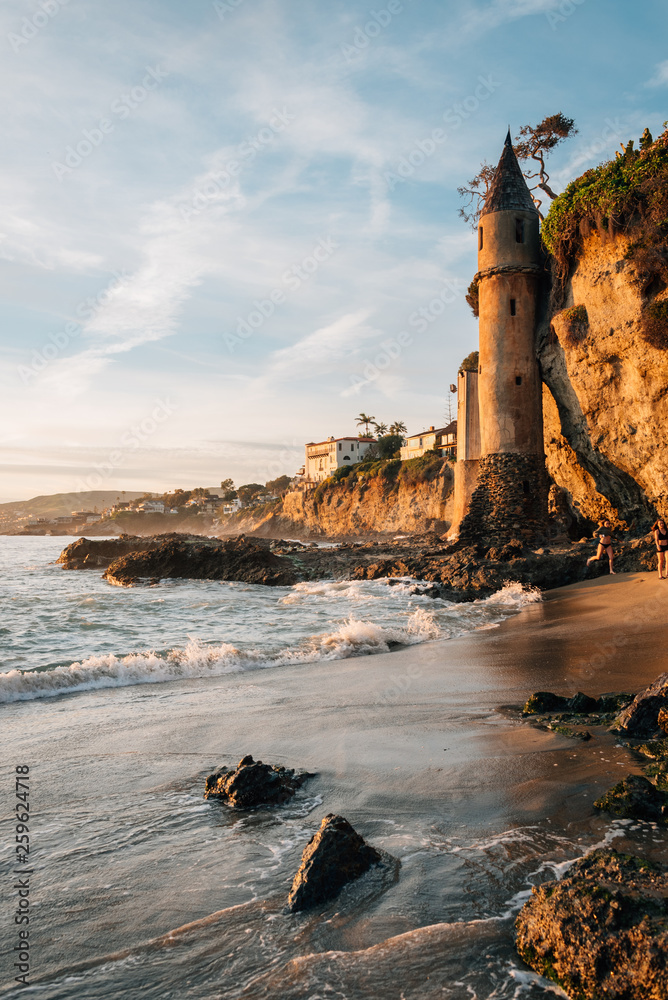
0;491;149;521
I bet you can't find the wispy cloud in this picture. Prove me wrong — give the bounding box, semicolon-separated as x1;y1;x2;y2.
646;60;668;88
462;0;559;31
261;310;380;385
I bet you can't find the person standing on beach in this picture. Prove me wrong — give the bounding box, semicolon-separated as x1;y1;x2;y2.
653;518;668;579
586;520;616;574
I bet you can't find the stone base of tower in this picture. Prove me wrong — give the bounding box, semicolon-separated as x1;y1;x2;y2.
450;459;480;536
456;453;549;544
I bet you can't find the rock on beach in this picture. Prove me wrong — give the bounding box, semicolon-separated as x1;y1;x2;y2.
204;755;311;808
516;849;668;999
286;814;382;913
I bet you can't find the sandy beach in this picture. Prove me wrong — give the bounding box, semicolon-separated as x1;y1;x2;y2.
3;570;668;999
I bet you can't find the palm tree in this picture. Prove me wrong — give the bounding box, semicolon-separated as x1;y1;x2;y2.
373;421;388;436
389;421;407;435
356;412;375;437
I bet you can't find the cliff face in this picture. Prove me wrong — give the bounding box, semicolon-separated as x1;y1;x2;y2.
222;468;454;539
281;469;454;537
539;230;668;529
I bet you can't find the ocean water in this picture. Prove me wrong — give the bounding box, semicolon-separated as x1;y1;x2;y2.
1;536;664;999
0;537;541;704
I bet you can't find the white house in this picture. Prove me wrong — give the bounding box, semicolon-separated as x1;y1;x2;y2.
304;436;375;483
138;500;165;514
221;498;242;515
400;422;457;461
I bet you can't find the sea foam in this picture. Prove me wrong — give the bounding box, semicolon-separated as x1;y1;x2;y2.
0;582;541;704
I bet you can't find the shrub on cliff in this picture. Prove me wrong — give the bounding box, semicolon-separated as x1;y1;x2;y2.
642;299;668;349
542;125;668;296
397;450;444;485
562;304;589;345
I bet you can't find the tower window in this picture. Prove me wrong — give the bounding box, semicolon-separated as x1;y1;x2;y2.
515;375;522;385
522;481;530;495
478;226;483;250
515;219;524;243
510;299;516;316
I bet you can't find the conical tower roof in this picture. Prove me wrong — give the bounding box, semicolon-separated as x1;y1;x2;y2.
481;129;537;217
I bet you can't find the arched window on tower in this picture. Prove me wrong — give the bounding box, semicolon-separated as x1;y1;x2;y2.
478;226;483;250
510;299;516;316
515;219;524;243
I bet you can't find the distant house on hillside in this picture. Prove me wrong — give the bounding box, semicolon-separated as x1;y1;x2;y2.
305;436;375;483
400;422;457;461
137;500;165;514
71;510;102;523
221;498;242;514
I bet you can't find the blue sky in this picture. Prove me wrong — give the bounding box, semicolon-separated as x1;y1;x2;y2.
1;0;666;501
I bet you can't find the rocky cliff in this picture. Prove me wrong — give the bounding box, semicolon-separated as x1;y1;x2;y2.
281;469;453;537
539;228;668;531
538;128;668;533
221;465;454;539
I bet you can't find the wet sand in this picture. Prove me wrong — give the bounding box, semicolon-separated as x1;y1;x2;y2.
3;571;668;999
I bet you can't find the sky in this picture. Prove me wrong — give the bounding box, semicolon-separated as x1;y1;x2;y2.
1;0;667;502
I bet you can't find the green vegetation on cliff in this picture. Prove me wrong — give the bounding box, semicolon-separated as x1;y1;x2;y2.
542;124;668;296
312;451;446;504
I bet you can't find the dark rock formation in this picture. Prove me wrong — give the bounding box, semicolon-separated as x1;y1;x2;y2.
56;534;167;569
618;672;668;737
286;814;381;913
103;536;298;587
516;849;668;999
57;531;658;602
522;690;632;716
204;755;312;808
594;773;668;823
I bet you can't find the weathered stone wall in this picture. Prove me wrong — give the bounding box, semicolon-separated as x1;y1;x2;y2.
457;453;549;543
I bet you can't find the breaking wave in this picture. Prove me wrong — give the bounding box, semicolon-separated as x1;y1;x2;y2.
0;581;541;704
0;610;440;704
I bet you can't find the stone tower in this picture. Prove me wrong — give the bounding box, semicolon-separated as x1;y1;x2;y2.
456;130;548;541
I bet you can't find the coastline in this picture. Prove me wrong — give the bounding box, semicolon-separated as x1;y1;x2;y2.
3;570;667;998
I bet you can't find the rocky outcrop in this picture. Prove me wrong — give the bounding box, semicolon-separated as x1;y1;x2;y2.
225;470;454;540
102;536;298;587
204;755;312;808
539;230;668;531
522;690;633;716
594;774;668;823
516;849;668;999
617;672;668;737
56;534;168;569
58;531;658;599
286;814;382;913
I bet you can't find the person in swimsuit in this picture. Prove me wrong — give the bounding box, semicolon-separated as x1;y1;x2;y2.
586;520;616;574
653;518;668;579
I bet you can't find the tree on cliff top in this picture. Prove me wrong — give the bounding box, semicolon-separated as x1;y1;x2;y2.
458;351;479;375
355;412;375;437
458;113;578;225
